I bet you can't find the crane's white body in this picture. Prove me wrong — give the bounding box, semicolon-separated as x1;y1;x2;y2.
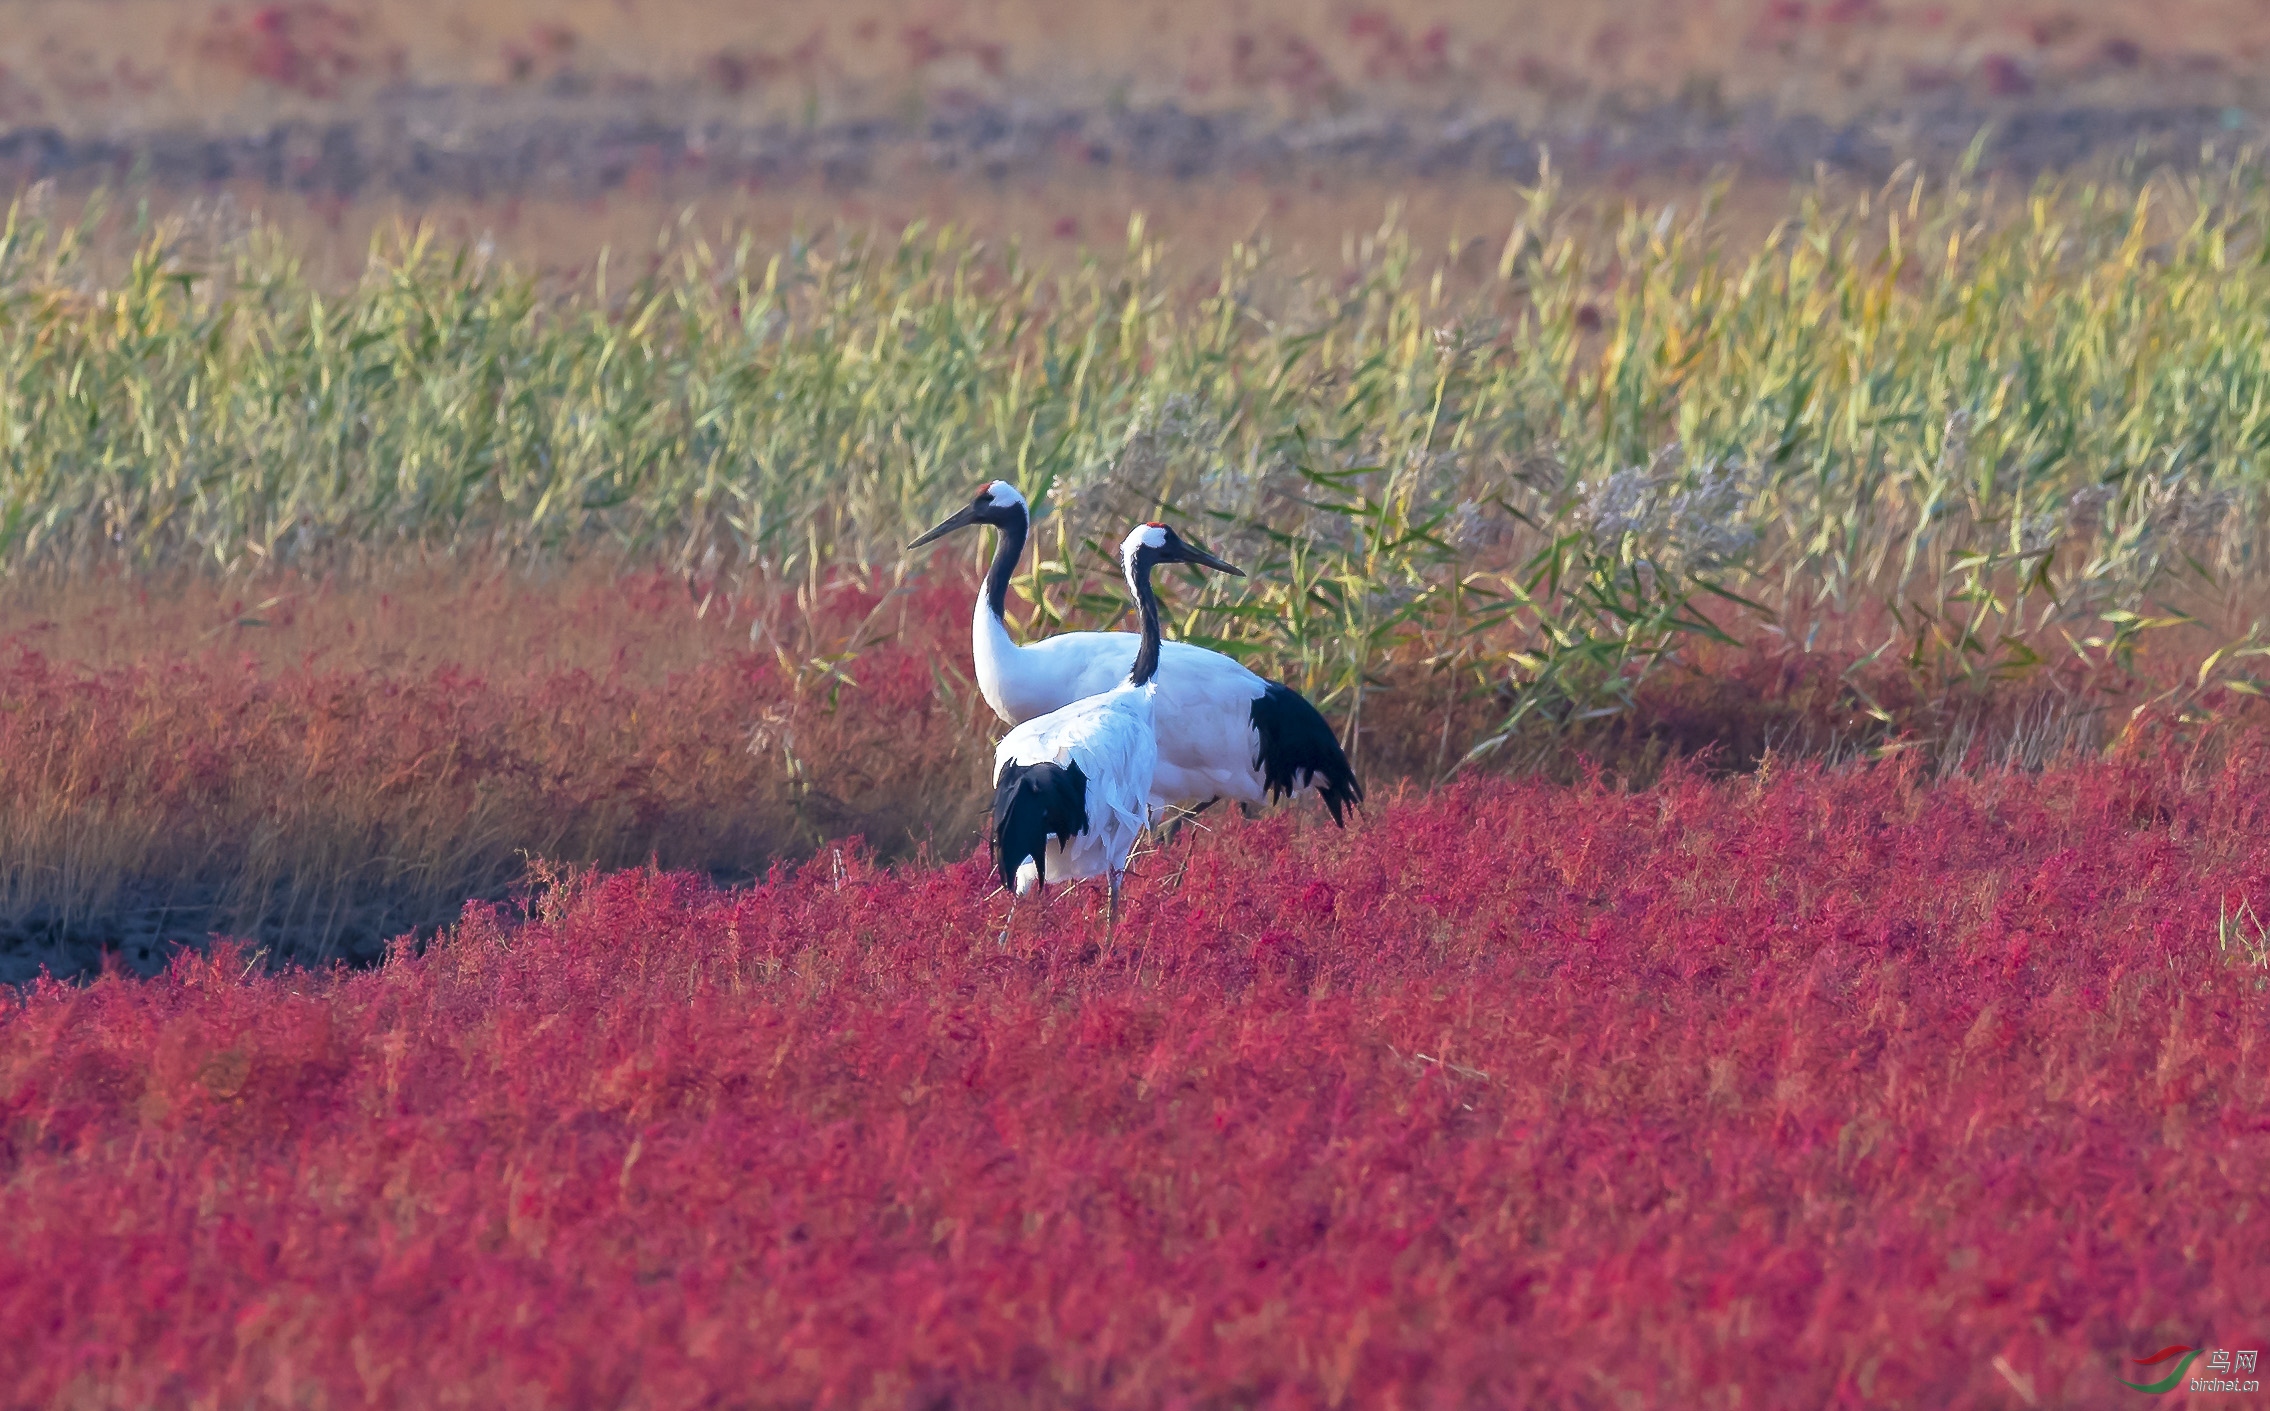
992;683;1156;893
989;521;1233;927
974;602;1272;810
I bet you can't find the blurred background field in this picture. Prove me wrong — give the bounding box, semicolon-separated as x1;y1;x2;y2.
7;0;2270;278
9;1;2270;970
7;0;2267;137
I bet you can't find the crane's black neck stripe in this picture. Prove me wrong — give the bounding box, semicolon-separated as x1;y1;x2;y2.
993;759;1089;888
1126;549;1163;687
1250;682;1365;827
984;506;1029;624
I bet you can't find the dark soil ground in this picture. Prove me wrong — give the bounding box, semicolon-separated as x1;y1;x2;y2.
2;93;2256;200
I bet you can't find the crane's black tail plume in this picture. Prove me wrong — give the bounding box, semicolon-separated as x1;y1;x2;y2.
1251;683;1365;826
992;760;1091;889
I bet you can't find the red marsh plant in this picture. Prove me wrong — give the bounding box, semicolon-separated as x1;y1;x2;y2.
0;565;995;973
4;732;2267;1406
0;556;2237;978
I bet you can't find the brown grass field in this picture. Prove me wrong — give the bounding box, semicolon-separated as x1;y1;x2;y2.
31;165;1819;290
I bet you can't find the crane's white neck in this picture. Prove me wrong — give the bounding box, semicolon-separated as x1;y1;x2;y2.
972;583;1019;719
970;501;1030;721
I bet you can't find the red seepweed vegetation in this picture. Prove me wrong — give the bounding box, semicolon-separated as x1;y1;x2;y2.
6;732;2268;1406
0;556;2233;980
0;565;994;976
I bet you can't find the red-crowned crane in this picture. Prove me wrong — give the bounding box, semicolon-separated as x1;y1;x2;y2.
991;522;1242;939
910;480;1363;824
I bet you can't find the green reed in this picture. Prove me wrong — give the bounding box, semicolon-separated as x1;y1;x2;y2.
10;162;2270;760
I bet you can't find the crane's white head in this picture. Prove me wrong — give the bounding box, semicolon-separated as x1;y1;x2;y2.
906;479;1031;550
1118;522;1243;688
1118;521;1244;584
1119;523;1170;579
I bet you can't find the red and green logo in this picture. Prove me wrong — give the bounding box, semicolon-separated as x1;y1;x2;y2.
2120;1345;2203;1394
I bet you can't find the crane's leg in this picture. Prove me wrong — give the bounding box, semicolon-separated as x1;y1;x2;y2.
1105;869;1122;947
1154;797;1221;848
997;891;1018;949
1135;805;1165;860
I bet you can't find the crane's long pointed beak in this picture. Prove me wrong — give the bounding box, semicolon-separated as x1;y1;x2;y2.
1178;543;1245;577
907;504;980;551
